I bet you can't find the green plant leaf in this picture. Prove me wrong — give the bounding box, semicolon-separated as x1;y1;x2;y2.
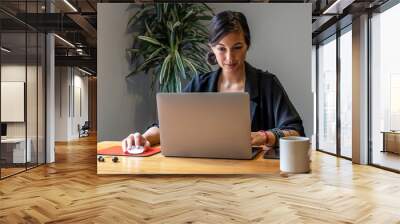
175;50;186;79
147;48;163;61
137;36;165;47
176;74;182;92
136;56;162;73
144;20;153;36
127;3;213;92
182;57;198;75
182;9;194;21
186;57;209;73
127;4;154;27
159;55;172;84
126;48;140;53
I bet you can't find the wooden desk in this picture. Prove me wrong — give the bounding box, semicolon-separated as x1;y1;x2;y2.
381;131;400;154
97;141;280;174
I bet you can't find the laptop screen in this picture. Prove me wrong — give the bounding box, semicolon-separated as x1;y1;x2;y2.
1;123;7;137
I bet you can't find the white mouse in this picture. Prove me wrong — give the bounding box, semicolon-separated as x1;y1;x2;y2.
127;145;145;154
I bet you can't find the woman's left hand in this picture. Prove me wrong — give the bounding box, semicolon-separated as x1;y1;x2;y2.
251;132;266;146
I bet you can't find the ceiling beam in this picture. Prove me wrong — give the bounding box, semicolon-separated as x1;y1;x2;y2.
55;55;96;69
322;0;356;14
67;13;97;39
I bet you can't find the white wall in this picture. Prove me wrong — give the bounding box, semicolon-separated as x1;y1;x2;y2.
1;65;38;138
98;3;312;141
73;72;89;138
55;67;68;141
55;67;89;141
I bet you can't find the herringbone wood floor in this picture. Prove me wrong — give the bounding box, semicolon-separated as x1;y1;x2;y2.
1;134;400;224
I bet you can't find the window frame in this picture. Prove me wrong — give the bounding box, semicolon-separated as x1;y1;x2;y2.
315;23;353;161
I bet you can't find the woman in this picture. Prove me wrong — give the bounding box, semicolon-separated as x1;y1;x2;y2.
122;10;305;152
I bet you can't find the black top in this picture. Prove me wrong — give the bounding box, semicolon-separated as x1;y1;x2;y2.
149;62;305;136
181;62;305;136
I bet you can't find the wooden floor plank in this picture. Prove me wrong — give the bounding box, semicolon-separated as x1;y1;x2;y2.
0;134;400;223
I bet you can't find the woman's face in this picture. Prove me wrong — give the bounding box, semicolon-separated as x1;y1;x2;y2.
210;31;248;74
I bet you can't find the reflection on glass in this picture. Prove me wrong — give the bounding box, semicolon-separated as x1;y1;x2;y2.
0;1;46;179
38;33;46;165
27;32;38;169
340;29;352;158
1;31;27;177
371;3;400;171
318;36;337;154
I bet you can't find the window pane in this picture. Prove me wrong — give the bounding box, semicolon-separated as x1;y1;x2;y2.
340;28;352;158
27;31;38;169
318;36;337;154
1;31;28;177
371;3;400;170
38;32;45;165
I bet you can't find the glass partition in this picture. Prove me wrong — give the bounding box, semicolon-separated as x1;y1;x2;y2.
0;1;46;179
38;32;45;165
317;35;337;154
1;31;28;177
371;3;400;171
27;31;38;169
339;27;352;158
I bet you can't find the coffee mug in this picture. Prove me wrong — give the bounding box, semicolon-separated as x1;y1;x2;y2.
279;136;311;173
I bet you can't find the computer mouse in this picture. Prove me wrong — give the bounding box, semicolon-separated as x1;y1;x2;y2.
127;145;145;154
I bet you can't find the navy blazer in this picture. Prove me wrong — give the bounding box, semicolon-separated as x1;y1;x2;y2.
182;62;305;136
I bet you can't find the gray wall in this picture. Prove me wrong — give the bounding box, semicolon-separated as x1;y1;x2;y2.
98;3;312;141
98;4;157;141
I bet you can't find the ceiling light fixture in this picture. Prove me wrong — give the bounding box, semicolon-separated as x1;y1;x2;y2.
323;0;354;15
76;48;85;55
63;0;78;12
54;34;75;48
1;47;11;53
78;67;93;76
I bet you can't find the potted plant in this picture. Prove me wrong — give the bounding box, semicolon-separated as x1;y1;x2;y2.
127;3;214;92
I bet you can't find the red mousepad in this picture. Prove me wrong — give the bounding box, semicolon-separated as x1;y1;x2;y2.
97;146;160;157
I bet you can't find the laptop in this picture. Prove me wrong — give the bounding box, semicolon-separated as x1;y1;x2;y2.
156;92;261;159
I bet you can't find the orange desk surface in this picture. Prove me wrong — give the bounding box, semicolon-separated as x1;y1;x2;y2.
97;141;280;175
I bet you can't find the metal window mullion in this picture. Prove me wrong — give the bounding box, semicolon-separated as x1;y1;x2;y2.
36;0;39;167
44;0;49;164
336;28;341;157
367;10;373;165
44;34;47;164
25;0;28;171
71;67;75;117
316;44;320;150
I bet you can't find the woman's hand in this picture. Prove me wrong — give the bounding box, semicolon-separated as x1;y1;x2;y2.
121;132;151;153
251;131;267;146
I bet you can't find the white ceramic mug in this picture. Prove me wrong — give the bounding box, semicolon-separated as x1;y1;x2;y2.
279;136;311;173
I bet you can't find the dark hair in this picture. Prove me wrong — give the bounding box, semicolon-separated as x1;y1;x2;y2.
207;11;251;65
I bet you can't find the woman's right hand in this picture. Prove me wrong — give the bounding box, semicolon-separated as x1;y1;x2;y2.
121;132;151;153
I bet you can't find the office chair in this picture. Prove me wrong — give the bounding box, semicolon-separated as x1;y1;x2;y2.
79;121;90;138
